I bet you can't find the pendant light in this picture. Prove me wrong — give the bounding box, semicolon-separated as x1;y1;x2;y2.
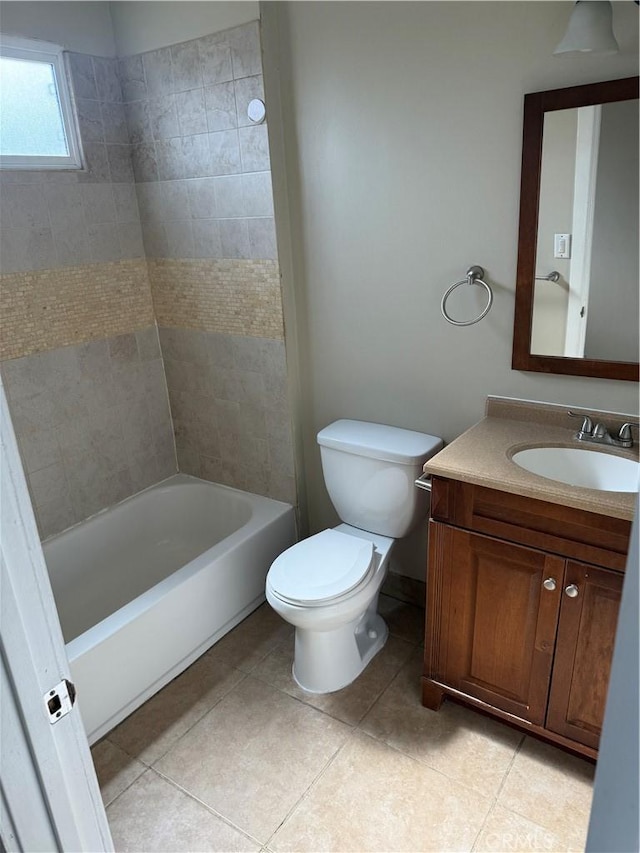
554;1;620;55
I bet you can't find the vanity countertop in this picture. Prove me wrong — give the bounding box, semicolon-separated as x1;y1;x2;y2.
423;397;638;521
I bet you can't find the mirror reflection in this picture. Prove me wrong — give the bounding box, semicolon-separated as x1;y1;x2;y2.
531;99;639;362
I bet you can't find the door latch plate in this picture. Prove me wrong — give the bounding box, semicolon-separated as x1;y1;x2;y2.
44;679;76;724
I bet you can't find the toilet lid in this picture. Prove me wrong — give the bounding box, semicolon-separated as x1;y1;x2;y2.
268;529;375;604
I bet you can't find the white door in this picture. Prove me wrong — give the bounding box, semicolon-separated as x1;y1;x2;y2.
564;104;601;358
0;381;113;852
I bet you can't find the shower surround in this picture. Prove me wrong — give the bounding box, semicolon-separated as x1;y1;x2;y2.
0;51;175;539
0;20;296;539
122;21;295;505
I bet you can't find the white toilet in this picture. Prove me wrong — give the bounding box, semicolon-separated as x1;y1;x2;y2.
266;419;443;694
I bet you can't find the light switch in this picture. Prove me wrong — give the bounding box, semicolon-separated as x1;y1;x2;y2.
554;233;571;259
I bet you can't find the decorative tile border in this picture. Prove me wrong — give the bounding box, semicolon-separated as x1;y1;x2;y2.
1;259;154;360
148;258;284;340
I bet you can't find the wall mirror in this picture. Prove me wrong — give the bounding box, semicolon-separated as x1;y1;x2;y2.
512;77;639;381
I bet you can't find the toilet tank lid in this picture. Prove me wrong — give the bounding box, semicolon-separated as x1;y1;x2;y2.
317;419;443;465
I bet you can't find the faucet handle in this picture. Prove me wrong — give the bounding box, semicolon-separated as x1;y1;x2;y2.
568;411;594;436
617;422;640;446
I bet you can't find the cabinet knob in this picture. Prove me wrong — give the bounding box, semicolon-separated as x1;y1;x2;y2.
543;578;557;591
565;584;580;598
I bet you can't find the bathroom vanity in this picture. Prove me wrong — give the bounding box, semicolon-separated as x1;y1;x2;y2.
421;398;636;760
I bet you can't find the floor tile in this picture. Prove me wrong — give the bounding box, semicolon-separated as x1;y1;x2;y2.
378;593;425;645
154;676;351;843
91;739;146;807
206;603;292;673
473;804;570;852
360;648;523;797
497;737;595;850
108;653;245;765
271;730;492;852
253;633;414;725
106;769;259;852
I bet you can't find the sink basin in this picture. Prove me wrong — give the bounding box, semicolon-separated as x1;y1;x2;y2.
512;446;639;493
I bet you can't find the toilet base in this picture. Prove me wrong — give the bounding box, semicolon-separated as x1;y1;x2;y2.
291;608;389;694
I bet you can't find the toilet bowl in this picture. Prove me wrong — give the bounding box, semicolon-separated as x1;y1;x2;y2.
266;524;394;693
265;419;443;694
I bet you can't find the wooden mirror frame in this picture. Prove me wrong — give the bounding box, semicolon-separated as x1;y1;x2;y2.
512;76;639;382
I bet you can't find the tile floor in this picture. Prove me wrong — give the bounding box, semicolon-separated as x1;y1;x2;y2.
92;595;595;852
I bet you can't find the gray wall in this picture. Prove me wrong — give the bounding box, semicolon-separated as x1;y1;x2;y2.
585;99;639;362
0;1;116;56
265;1;639;551
110;1;259;57
531;109;575;356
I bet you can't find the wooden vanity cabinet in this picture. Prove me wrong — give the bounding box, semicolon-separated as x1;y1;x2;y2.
423;477;630;759
546;561;623;751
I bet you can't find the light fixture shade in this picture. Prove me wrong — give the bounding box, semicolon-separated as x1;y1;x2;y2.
554;1;620;55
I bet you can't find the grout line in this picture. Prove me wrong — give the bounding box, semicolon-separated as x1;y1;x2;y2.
149;669;252;768
149;765;263;848
469;734;526;852
263;728;359;850
97;742;148;809
102;663;250;770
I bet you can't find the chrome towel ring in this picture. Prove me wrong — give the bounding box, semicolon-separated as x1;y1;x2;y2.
440;265;493;326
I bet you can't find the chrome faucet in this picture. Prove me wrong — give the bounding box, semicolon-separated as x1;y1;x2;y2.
568;411;640;449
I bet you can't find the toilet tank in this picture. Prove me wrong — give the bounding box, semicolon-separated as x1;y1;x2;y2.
317;420;443;538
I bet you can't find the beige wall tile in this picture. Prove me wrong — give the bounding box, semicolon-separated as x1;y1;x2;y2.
1;259;154;361
149;258;283;339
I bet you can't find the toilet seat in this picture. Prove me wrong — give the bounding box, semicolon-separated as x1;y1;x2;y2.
267;529;376;606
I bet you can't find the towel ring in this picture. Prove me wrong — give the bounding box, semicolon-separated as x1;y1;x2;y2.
440;265;493;326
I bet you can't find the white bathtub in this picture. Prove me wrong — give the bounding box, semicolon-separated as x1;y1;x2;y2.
43;474;296;744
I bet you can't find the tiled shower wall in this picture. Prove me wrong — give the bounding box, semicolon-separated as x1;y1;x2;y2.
0;52;176;538
121;22;296;504
1;21;296;538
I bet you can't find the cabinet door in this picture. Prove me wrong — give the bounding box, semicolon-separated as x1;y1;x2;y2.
426;522;563;725
546;561;623;749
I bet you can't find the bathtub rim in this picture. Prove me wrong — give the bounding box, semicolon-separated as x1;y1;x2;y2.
54;474;295;660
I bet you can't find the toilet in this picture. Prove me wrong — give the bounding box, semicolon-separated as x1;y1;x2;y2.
266;419;443;694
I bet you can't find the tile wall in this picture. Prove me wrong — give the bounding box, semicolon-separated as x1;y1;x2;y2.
118;21;276;262
0;52;176;538
1;328;175;539
160;328;294;504
1;22;296;536
121;23;296;504
1;53;143;271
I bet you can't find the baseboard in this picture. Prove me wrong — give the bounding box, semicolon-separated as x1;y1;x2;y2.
382;572;426;608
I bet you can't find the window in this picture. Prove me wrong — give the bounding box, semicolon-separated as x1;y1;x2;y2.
0;35;82;169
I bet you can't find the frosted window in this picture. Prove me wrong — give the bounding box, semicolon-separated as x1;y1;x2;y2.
0;36;82;170
0;56;69;157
